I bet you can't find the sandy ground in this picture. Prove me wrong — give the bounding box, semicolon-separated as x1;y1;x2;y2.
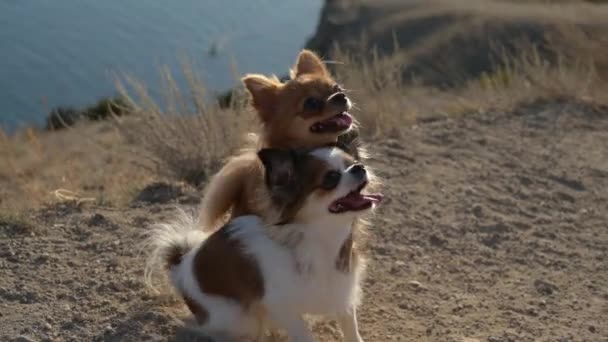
1;100;607;341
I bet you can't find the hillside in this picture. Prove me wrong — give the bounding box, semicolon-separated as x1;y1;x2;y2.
306;0;608;86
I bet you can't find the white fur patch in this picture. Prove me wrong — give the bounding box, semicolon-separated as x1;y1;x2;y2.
310;146;348;171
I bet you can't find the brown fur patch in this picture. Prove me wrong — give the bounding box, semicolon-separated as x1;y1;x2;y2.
198;151;273;231
227;154;271;220
275;155;332;223
192;225;264;309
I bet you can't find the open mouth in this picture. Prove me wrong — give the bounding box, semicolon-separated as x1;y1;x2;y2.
329;181;383;214
310;113;353;134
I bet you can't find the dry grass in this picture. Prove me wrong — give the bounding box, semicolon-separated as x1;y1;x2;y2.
329;41;605;139
115;63;252;187
0;121;155;213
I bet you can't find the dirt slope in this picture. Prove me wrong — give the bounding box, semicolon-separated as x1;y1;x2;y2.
1;100;607;341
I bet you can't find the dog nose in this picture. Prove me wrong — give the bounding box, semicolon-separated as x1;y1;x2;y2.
329;92;347;106
350;164;366;177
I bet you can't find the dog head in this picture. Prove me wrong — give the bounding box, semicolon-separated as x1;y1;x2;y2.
257;146;382;225
243;50;354;148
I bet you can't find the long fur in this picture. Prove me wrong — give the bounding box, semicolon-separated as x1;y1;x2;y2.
196;165;244;230
144;208;207;292
196;150;259;230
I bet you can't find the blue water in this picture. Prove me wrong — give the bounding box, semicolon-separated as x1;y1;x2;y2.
0;0;323;131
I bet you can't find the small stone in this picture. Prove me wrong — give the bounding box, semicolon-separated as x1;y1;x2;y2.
429;234;447;247
389;266;401;275
526;306;538;316
60;321;75;330
408;280;426;290
471;204;483;218
374;245;389;255
103;325;115;335
534;279;558;295
35;253;50;264
588;325;596;333
87;214;109;227
72;312;86;322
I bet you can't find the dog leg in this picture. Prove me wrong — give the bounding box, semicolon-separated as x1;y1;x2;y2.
337;308;363;342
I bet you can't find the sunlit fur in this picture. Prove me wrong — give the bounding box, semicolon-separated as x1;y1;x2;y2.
198;50;355;231
146;147;378;341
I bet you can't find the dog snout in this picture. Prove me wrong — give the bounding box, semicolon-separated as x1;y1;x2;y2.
349;164;366;179
328;92;347;106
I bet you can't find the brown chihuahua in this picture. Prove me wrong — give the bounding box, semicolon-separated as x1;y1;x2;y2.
198;50;358;230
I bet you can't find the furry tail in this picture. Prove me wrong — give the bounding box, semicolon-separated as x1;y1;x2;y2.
197;152;258;232
144;208;207;291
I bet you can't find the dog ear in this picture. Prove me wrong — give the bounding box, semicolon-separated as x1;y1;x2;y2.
242;74;280;121
293;50;329;78
257;148;298;204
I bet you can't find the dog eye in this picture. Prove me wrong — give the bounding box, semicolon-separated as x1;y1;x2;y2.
321;170;341;190
303;97;323;112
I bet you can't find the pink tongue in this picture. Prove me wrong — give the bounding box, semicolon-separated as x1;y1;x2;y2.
329;192;383;212
324;113;353;127
341;192;383;208
342;193;369;208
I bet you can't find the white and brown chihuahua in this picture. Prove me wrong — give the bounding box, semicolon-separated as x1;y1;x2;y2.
146;146;382;341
